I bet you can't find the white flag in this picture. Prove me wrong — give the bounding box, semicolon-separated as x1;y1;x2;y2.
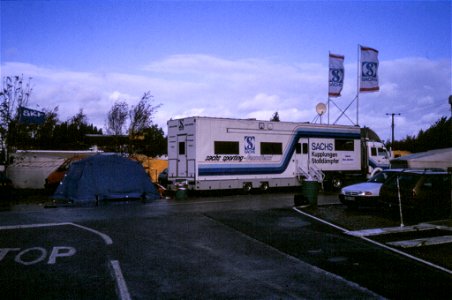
360;46;379;92
328;53;345;97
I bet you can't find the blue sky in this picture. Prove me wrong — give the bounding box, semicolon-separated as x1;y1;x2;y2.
1;0;451;143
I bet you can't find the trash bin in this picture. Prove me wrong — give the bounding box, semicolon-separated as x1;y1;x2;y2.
175;188;187;200
175;181;188;200
301;180;319;207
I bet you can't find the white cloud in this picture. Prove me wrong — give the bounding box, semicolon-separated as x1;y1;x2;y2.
1;55;450;142
109;91;128;101
238;93;281;110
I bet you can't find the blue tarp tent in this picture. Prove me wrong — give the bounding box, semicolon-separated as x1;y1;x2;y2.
54;154;160;204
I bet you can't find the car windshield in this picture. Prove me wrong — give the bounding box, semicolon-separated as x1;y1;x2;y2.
398;173;421;188
384;173;421;189
368;171;396;183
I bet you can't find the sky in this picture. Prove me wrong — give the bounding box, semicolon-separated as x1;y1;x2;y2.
1;0;451;143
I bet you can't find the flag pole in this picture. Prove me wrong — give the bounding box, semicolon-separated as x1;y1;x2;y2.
356;44;360;126
328;52;330;125
327;97;330;125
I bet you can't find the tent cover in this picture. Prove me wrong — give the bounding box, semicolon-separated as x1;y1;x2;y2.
390;148;452;170
54;154;160;203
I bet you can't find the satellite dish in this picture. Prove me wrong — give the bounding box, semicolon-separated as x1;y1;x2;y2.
316;103;327;115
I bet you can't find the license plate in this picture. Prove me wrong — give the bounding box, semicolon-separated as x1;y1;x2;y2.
345;196;355;201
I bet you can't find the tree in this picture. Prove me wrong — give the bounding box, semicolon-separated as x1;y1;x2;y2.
33;106;59;149
59;109;102;150
1;76;104;153
128;91;161;138
391;116;451;153
128;92;162;154
416;116;451;151
0;75;33;163
134;125;167;156
106;91;163;154
27;109;102;150
0;75;32;124
106;101;128;135
270;112;280;122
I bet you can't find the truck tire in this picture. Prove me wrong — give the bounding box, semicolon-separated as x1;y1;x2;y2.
260;182;269;192
243;182;252;193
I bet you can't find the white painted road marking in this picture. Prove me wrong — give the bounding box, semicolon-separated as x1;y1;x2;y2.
386;235;452;248
0;246;77;265
345;223;442;237
48;246;77;264
292;206;452;275
0;222;130;300
110;260;132;300
0;222;113;245
14;247;47;265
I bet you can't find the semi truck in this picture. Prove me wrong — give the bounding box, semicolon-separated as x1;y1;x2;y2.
167;116;390;192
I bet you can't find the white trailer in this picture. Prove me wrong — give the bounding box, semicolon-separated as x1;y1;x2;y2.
6;150;101;189
167;117;389;191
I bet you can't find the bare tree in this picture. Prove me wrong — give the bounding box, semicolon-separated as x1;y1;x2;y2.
0;75;33;132
0;75;32;115
104;91;162;154
128;91;161;139
107;101;128;135
0;75;33;163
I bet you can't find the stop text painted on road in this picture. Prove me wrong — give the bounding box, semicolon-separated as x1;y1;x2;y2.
0;246;76;265
0;222;130;299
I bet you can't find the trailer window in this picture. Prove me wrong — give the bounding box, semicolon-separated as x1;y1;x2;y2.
296;143;301;154
295;143;308;154
335;139;354;151
261;142;283;155
214;141;239;154
179;142;186;155
303;143;308;154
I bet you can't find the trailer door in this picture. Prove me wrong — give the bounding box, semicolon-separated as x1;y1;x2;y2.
296;138;310;174
177;135;188;177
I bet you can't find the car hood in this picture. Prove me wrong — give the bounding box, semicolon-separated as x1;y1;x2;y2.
341;182;383;195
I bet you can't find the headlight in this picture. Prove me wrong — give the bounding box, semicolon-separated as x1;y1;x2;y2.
358;191;373;196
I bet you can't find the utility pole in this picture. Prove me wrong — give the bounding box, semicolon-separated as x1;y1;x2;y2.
386;113;401;147
449;95;452;116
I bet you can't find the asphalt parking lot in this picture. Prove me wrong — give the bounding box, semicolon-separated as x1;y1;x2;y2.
0;222;117;299
297;203;452;271
1;190;451;299
295;191;452;272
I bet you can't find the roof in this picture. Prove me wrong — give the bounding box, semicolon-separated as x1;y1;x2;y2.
390;148;452;170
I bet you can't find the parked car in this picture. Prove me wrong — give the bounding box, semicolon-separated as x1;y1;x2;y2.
379;169;451;218
339;169;400;208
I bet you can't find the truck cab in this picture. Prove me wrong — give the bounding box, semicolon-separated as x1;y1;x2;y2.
366;141;390;177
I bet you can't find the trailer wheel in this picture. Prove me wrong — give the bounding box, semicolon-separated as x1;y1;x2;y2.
243;182;252;193
260;182;269;192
